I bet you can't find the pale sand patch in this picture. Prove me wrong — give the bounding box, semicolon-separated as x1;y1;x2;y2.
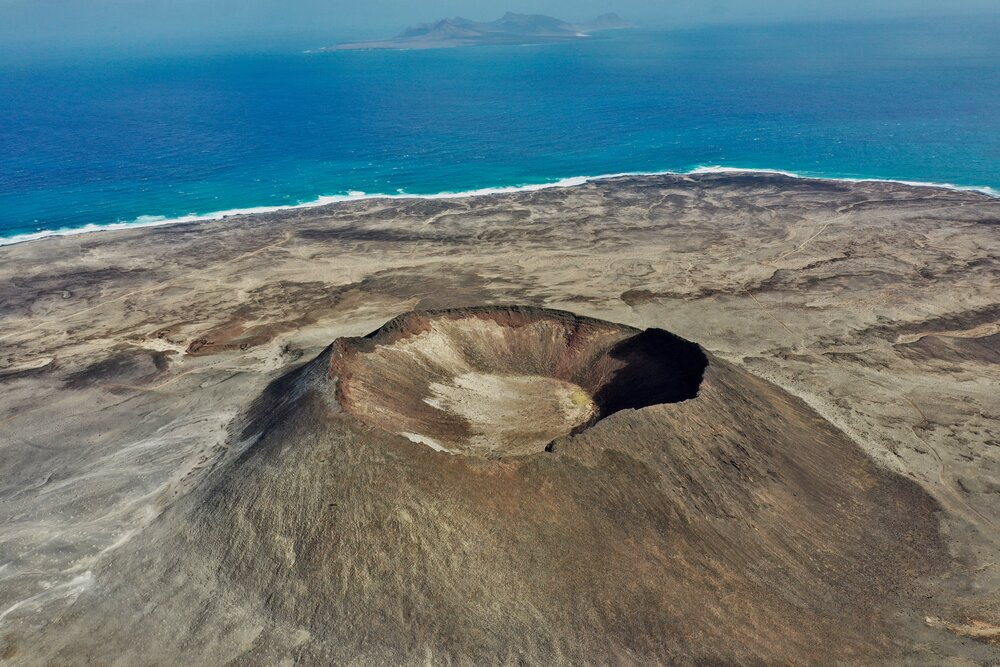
399;431;451;453
422;372;596;455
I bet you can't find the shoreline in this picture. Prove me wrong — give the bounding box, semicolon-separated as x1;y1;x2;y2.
2;165;998;248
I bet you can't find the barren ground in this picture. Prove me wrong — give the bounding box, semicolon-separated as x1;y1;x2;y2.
0;172;998;663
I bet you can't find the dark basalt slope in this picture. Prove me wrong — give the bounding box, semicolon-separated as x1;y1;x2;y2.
29;307;948;666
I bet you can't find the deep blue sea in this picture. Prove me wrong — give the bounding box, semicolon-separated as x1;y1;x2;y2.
1;18;998;243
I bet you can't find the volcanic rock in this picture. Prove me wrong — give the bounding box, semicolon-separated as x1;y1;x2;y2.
330;307;707;456
29;307;946;665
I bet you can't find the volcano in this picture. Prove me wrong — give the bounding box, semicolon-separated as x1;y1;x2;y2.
30;307;946;665
330;308;707;457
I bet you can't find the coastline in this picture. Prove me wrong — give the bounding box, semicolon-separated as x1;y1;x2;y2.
2;165;998;248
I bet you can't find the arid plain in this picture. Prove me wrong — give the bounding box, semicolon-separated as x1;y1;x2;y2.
1;172;998;664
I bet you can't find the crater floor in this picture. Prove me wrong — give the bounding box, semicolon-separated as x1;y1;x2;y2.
408;372;595;454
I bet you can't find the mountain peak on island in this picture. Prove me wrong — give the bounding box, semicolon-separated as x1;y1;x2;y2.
322;12;634;52
488;12;579;35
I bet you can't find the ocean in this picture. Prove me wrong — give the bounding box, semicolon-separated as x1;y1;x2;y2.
1;17;998;244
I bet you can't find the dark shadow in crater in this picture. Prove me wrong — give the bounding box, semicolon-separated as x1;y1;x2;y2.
592;329;708;417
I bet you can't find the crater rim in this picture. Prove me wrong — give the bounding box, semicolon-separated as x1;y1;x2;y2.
329;306;708;458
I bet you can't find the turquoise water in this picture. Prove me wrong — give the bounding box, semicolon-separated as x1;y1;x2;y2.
1;18;998;243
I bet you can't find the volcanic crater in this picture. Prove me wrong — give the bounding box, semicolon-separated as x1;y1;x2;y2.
23;305;953;665
329;307;708;457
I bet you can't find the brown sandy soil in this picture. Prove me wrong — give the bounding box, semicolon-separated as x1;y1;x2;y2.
0;172;998;664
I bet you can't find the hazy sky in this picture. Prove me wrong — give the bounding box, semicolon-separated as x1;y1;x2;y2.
2;0;999;55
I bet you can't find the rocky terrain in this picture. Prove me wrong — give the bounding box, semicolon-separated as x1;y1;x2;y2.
0;172;998;664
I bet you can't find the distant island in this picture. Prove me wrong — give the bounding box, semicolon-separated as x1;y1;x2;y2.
320;12;634;51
